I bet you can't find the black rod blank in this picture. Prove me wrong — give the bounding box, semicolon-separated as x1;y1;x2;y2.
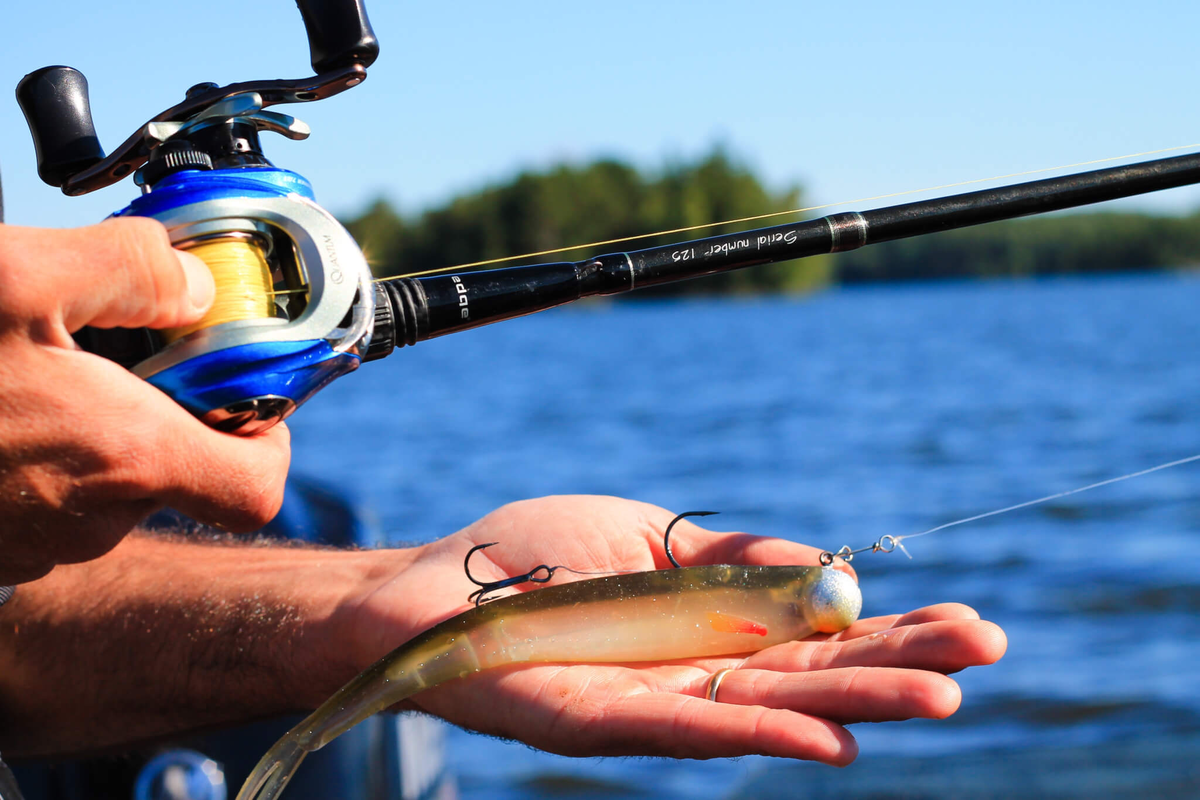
369;149;1200;353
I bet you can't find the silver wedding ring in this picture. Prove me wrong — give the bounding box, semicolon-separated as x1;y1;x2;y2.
706;668;734;702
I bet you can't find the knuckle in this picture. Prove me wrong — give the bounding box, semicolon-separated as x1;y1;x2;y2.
108;215;172;252
150;418;291;533
221;448;289;532
939;602;981;620
0;253;21;316
0;228;59;317
245;480;286;530
470;498;530;533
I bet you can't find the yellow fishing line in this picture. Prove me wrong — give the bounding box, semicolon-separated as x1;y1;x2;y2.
164;238;275;342
372;142;1200;282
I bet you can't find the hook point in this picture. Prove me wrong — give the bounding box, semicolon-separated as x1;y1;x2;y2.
663;509;720;569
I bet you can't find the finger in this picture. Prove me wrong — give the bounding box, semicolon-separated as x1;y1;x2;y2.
68;360;293;532
693;666;962;724
151;418;292;532
825;602;982;641
741;619;1008;675
414;662;857;765
575;690;858;765
53;218;214;333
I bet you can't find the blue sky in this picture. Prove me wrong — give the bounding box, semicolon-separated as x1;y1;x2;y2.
4;1;1200;233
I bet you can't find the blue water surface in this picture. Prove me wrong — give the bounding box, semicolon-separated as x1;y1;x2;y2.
288;272;1200;799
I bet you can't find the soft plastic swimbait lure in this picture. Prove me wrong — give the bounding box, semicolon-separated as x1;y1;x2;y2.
236;561;861;800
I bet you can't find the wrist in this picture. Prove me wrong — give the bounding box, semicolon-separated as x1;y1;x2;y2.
296;544;425;707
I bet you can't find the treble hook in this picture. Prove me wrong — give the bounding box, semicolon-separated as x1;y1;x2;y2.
462;508;721;604
663;510;719;569
464;542;575;606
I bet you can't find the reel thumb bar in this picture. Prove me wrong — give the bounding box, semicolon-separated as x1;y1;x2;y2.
365;150;1200;357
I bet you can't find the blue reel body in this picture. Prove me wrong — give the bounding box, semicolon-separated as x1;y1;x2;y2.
112;167;374;434
143;338;358;431
118;166;318;217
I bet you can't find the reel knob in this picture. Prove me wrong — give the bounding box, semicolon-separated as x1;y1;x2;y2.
16;66;106;188
296;0;380;72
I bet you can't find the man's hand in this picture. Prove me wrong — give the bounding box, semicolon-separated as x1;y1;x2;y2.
0;496;1005;763
0;219;290;584
346;496;1008;766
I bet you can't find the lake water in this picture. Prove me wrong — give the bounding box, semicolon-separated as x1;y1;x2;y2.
289;272;1200;799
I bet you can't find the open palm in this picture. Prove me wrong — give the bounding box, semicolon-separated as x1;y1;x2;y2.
348;495;1006;766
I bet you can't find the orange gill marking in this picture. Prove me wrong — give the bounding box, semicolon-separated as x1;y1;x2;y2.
707;612;768;636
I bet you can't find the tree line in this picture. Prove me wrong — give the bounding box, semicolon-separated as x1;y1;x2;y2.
343;150;1200;294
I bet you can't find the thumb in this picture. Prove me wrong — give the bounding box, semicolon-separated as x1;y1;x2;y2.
57;217;215;332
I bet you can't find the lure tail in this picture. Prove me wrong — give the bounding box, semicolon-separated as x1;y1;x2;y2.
236;737;309;800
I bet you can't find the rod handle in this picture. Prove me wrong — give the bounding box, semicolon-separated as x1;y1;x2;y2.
295;0;380;73
16;66;105;188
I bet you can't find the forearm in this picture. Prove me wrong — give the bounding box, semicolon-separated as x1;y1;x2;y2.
0;531;418;758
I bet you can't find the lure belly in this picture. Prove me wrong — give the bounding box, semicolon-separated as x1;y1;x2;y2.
237;564;861;800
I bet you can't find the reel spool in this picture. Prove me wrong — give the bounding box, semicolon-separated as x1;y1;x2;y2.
121;182;375;436
165;233;279;343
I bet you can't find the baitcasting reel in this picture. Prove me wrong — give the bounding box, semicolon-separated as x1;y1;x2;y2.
17;0;385;435
20;0;1200;438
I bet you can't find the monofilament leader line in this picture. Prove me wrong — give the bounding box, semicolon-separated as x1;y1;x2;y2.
819;453;1200;566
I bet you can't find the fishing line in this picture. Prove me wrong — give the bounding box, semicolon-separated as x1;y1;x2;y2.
821;453;1200;565
371;142;1200;283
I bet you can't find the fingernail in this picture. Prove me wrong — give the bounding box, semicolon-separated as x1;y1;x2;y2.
178;250;215;313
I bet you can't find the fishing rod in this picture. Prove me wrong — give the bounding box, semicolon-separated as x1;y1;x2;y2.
16;0;1200;435
364;150;1200;355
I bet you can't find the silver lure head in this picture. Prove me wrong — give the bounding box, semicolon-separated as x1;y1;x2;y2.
803;567;862;633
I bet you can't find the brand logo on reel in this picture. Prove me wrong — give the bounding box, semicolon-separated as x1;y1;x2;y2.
322;234;343;284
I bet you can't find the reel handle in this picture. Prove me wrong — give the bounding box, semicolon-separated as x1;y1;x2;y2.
16;66;105;188
296;0;380;72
